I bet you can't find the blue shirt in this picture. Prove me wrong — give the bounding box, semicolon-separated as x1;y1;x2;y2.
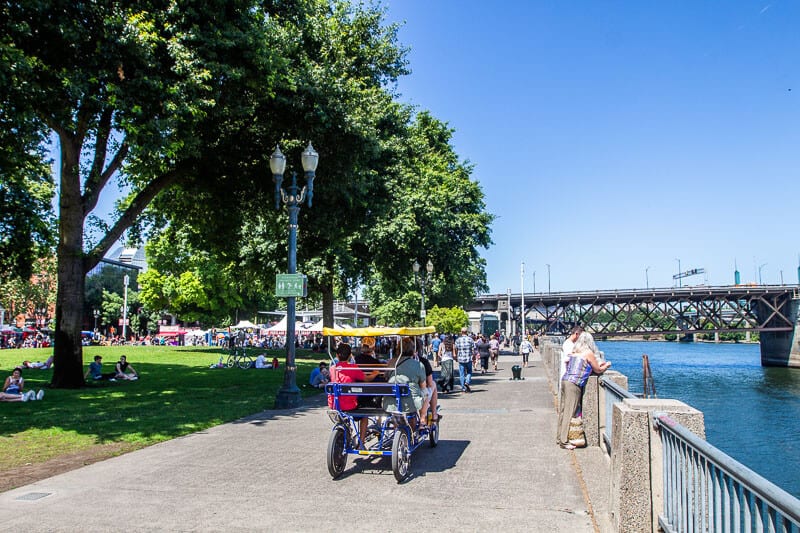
431;337;442;354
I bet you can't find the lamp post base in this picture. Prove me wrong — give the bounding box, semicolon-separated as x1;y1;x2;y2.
274;386;303;409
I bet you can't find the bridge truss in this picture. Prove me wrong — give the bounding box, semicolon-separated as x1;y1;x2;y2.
471;286;799;337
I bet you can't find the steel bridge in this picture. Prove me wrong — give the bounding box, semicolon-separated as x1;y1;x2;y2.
469;285;799;337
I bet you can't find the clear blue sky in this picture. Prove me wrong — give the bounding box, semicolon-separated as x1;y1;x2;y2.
384;1;800;294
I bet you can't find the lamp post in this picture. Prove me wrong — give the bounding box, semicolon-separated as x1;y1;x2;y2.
122;274;129;341
675;258;682;287
413;259;434;326
533;270;536;294
758;263;767;285
35;307;48;329
645;266;650;289
93;309;100;331
520;262;525;336
271;143;318;409
546;263;551;294
506;288;512;338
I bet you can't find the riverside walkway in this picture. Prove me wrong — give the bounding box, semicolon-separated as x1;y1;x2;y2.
0;352;613;532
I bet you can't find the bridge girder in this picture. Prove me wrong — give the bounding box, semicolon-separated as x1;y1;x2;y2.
469;285;799;337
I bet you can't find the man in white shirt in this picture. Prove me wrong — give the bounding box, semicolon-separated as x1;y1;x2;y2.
560;326;584;380
255;353;273;369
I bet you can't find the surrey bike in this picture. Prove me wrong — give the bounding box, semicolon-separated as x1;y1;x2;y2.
323;326;440;483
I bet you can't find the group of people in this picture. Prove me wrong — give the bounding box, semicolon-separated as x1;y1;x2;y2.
0;367;45;402
556;326;612;450
322;334;442;441
84;355;139;381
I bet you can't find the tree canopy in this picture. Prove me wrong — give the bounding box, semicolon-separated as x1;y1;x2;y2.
2;0;494;387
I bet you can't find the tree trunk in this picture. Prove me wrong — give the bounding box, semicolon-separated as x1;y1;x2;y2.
322;284;334;328
50;136;86;388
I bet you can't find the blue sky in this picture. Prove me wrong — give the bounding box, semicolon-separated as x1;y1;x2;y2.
383;1;800;294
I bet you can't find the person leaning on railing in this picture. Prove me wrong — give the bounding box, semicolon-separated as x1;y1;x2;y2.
557;332;611;450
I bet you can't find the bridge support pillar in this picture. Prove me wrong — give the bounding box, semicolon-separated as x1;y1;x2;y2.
757;297;800;367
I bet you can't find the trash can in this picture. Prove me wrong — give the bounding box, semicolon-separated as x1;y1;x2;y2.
511;365;522;380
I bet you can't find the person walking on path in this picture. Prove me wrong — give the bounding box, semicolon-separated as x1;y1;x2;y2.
437;334;456;393
476;334;491;374
454;327;476;393
520;336;533;368
488;335;500;370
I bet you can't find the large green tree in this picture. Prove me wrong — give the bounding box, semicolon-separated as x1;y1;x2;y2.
142;1;410;328
367;111;494;325
3;0;280;387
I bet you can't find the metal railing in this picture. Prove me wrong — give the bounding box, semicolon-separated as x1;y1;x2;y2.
599;376;636;452
654;413;800;533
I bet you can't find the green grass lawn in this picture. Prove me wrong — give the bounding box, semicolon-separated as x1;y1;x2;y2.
0;345;330;470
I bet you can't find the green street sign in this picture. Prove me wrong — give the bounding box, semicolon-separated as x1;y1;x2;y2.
275;273;307;298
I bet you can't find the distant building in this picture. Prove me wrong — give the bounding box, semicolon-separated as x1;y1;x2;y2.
112;245;148;272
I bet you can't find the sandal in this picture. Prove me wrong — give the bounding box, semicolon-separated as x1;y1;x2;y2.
560;442;576;450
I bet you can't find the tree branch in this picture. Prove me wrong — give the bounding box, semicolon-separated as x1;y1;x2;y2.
83;169;183;273
82;141;128;216
89;107;113;182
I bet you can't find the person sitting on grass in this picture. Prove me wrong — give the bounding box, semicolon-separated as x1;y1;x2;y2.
84;355;117;381
309;362;330;388
254;353;278;369
1;367;44;401
21;356;54;370
114;355;139;380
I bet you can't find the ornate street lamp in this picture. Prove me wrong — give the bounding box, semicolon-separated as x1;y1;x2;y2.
413;259;434;326
122;274;130;340
35;307;48;329
93;309;100;331
271;142;318;409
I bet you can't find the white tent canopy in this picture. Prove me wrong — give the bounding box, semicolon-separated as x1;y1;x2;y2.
231;320;257;329
301;318;324;333
264;316;303;335
184;329;207;338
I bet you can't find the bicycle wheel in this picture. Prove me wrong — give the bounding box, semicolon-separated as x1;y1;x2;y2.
428;421;439;447
226;353;235;368
391;429;411;483
238;355;253;369
327;426;348;479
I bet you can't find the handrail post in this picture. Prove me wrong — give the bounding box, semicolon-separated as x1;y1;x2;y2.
611;398;705;532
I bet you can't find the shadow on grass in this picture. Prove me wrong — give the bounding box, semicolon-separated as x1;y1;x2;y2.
0;358;328;446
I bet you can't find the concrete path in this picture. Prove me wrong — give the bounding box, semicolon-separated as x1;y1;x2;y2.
0;352;610;532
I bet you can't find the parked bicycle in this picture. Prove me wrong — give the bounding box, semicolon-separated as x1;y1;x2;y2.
226;347;254;369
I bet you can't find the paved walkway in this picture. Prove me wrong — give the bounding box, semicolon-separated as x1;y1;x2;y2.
0;352;611;532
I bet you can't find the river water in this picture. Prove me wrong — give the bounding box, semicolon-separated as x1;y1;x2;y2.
596;340;800;499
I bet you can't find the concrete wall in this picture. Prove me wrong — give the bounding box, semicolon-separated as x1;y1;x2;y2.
610;399;705;533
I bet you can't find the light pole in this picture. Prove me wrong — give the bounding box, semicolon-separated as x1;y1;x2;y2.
413;259;434;326
645;266;650;289
758;263;767;285
271;143;318;409
93;309;100;331
520;262;525;336
675;258;682;287
506;288;512;337
35;307;47;329
122;274;129;341
533;270;536;294
546;263;551;294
